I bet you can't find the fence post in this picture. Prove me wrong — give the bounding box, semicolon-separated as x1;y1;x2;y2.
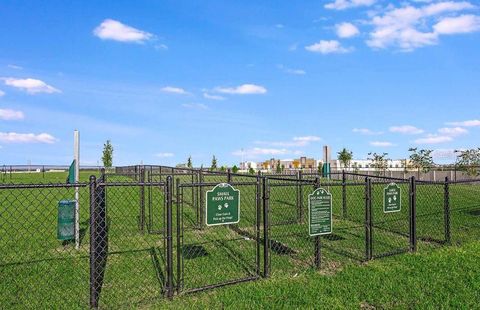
342;170;347;219
139;168;145;233
199;169;204;229
409;176;417;252
314;177;321;269
176;178;182;294
444;176;451;244
262;177;270;278
256;172;262;276
89;175;98;309
227;168;232;183
365;177;373;260
297;170;303;223
165;176;174;298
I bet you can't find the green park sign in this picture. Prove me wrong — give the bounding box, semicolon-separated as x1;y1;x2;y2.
308;187;332;236
383;183;401;213
206;183;240;226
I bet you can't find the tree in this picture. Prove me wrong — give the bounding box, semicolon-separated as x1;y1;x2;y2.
220;165;226;172
102;140;113;168
211;155;217;171
187;156;193;168
317;162;322;174
248;167;255;174
457;148;480;176
337;148;353;169
232;165;239;173
367;152;389;175
408;148;434;177
276;160;282;174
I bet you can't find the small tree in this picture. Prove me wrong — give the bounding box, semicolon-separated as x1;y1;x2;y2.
367;152;389;176
248;167;255;175
187;156;193;168
457;148;480;176
102;140;113;168
232;165;239;173
276;160;282;174
317;162;322;174
281;164;285;173
408;148;434;177
211;155;217;171
220;165;226;172
337;148;353;170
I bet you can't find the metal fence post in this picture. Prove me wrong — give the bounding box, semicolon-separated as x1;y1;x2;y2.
297;170;303;223
176;178;182;294
227;168;232;183
89;175;98;309
342;170;347;219
409;176;417;252
199;169;204;229
365;177;372;260
314;177;321;269
165;176;174;298
256;172;262;275
262;177;270;278
444;176;451;244
139;168;145;233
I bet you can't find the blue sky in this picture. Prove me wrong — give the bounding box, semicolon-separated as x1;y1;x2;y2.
0;0;479;166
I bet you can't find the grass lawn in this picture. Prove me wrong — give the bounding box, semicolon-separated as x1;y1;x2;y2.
0;171;479;308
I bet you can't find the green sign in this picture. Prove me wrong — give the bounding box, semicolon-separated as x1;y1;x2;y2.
308;187;332;236
206;183;240;226
58;200;75;240
383;183;401;213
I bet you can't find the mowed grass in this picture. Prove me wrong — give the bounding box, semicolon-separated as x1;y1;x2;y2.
0;171;479;308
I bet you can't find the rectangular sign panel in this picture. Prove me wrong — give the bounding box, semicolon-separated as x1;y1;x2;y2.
308;187;332;236
206;183;240;226
383;183;401;213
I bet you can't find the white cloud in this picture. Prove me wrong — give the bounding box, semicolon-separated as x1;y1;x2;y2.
203;93;226;100
366;1;477;51
2;77;60;94
154;44;168;50
277;64;306;75
325;0;376;10
155;152;174;158
389;125;424;135
434;14;480;34
370;141;395;147
181;103;208;110
0;90;4;97
214;84;267;95
255;136;321;147
93;19;153;43
160;86;188;95
0;132;56;144
0;109;25;120
336;22;360;38
414;135;453;144
305;40;352;54
438;127;468;136
353;128;383;135
232;147;289;158
446;119;480;127
7;64;23;70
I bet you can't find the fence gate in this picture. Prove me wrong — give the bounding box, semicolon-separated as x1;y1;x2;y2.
176;177;261;294
368;179;412;258
90;175;171;308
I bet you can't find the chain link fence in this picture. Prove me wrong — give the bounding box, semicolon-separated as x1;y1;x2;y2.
1;166;479;308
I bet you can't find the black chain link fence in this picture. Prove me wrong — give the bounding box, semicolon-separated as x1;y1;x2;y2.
1;166;479;308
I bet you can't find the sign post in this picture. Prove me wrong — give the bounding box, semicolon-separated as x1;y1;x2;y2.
308;187;332;236
206;183;240;226
383;183;401;213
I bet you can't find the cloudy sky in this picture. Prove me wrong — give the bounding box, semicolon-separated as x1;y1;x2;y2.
0;0;479;166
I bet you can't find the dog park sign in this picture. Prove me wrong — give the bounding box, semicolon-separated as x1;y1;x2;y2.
308;188;332;236
206;183;240;226
383;183;401;213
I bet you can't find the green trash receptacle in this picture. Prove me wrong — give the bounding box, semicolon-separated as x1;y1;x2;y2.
58;200;76;241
